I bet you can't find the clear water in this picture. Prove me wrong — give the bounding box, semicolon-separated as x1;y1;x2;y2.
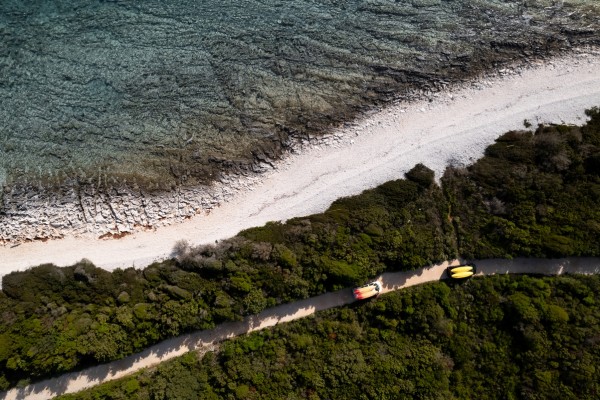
0;0;598;190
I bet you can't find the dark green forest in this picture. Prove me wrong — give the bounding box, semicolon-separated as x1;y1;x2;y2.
58;274;600;400
1;108;600;390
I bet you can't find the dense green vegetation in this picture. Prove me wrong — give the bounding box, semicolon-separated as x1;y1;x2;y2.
1;108;599;390
58;274;600;400
445;110;600;258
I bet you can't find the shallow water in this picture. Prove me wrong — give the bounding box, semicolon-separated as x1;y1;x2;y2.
1;0;599;190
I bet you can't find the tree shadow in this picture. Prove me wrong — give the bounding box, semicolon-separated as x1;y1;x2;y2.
3;257;599;399
474;257;600;277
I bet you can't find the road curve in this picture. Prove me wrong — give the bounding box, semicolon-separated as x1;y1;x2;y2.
2;257;599;400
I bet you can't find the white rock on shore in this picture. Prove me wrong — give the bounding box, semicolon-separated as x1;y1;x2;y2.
1;49;600;278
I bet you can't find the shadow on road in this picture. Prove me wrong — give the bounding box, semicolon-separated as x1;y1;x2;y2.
475;257;600;277
2;257;599;400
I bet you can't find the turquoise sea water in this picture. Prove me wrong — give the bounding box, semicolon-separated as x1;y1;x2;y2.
0;0;599;190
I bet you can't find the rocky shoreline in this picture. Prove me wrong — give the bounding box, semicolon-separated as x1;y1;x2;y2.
0;135;343;243
3;1;600;243
2;47;599;244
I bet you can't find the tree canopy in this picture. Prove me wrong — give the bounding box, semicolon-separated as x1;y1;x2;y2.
1;108;600;390
58;274;600;400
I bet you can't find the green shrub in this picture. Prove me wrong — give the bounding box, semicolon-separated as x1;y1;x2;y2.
3;108;600;389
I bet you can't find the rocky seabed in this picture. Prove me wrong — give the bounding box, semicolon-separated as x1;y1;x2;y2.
1;47;598;244
0;135;348;243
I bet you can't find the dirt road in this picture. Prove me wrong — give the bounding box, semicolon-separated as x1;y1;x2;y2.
2;257;599;400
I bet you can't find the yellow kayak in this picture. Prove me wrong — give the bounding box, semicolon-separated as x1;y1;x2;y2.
451;271;474;279
450;266;473;274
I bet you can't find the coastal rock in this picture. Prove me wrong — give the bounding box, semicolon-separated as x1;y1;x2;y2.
0;1;599;243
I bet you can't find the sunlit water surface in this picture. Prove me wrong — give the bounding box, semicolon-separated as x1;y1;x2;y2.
1;0;598;189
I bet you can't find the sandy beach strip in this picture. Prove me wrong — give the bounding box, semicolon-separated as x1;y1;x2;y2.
1;49;600;281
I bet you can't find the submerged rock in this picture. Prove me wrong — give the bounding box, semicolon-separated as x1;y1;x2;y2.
0;0;599;241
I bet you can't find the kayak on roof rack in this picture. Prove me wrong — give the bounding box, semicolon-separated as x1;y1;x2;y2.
353;280;382;300
446;263;477;279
